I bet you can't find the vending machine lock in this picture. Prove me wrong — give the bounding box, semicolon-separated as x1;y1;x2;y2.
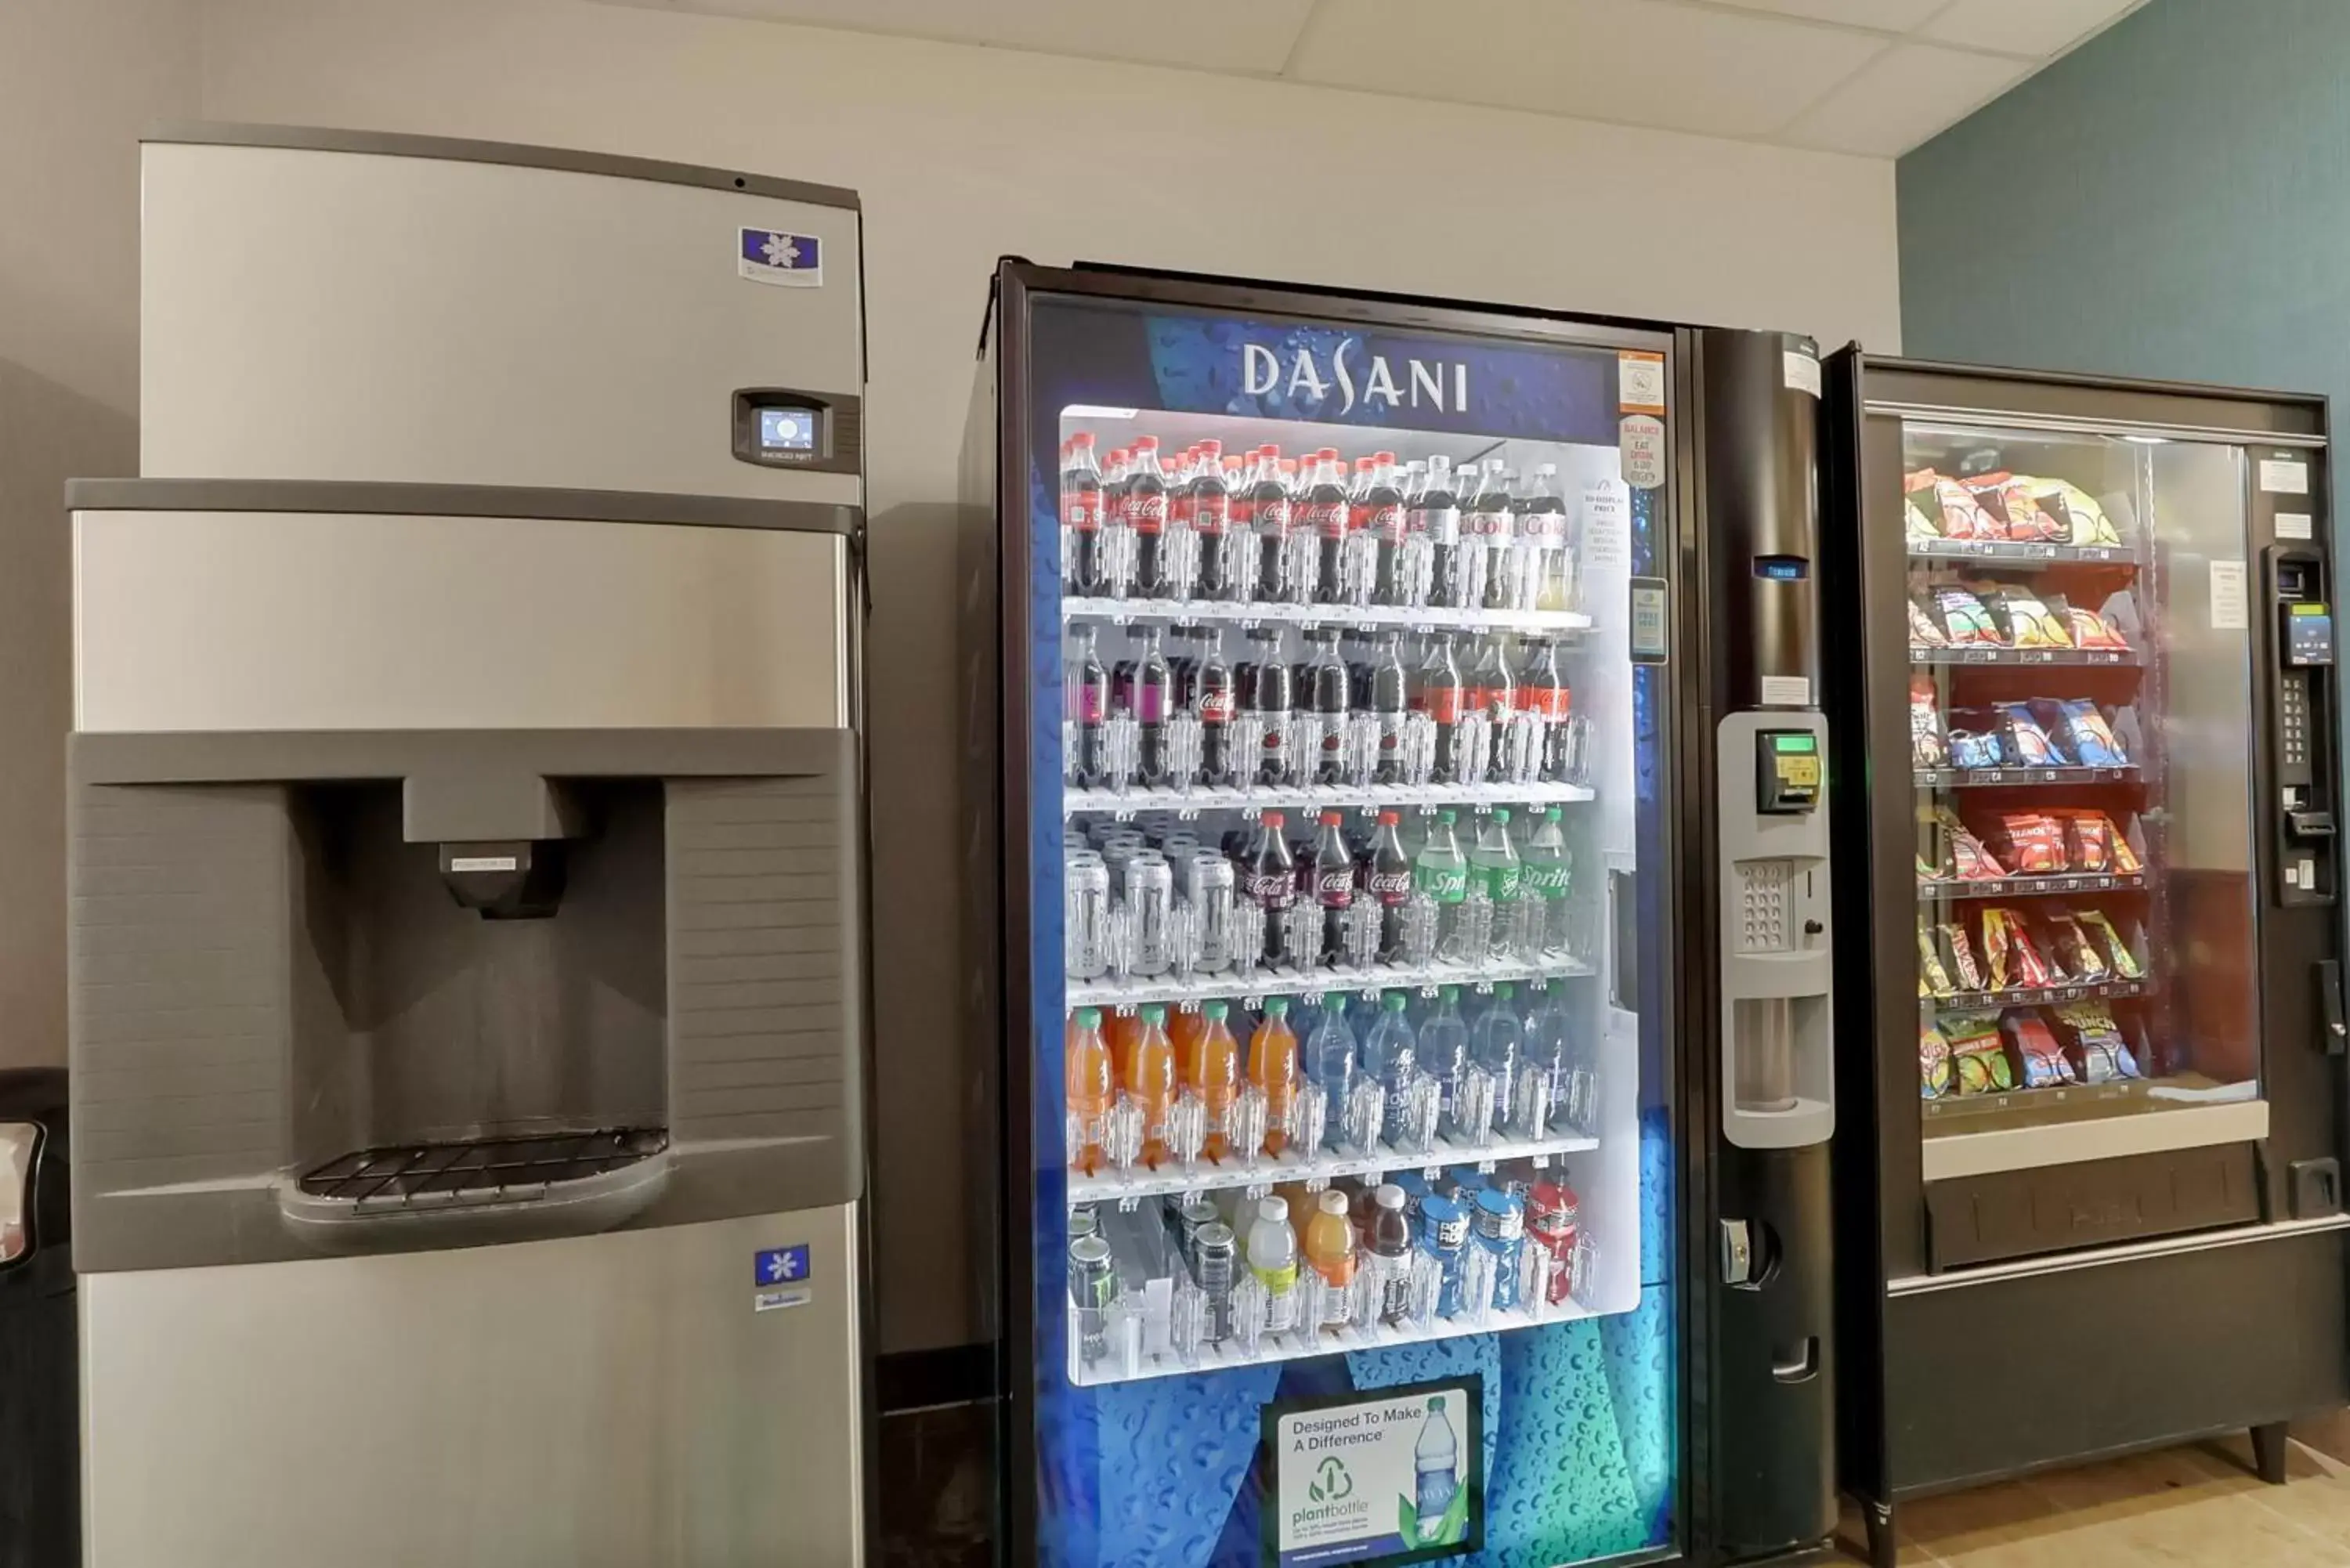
1755;730;1822;815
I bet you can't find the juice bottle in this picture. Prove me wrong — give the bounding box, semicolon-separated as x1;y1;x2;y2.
1248;1196;1301;1335
1183;1001;1242;1162
1107;1009;1144;1093
1249;996;1300;1157
1129;1003;1177;1167
1304;1189;1360;1328
1065;1006;1112;1174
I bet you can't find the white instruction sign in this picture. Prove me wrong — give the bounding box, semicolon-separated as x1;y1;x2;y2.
2210;559;2249;630
2278;512;2315;540
2261;457;2310;495
1582;482;1629;573
1620;415;1666;490
1783;349;1821;398
1268;1381;1480;1565
1759;675;1812;708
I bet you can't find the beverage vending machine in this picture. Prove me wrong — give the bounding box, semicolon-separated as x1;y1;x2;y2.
964;262;1840;1567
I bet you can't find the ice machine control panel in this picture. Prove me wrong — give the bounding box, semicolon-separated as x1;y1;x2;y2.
732;386;862;475
1756;730;1822;815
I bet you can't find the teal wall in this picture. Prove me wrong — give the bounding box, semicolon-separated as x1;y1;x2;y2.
1899;0;2350;423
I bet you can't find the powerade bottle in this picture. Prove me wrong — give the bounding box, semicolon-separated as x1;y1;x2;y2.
1418;1199;1469;1321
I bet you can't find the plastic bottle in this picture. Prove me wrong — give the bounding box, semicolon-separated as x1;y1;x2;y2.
1249;446;1296;604
1519;982;1567;1134
1523;462;1574;611
1370;631;1412;785
1414;1396;1461;1541
1524;807;1574;956
1472;809;1524;958
1195;627;1236;786
1065;1007;1112;1173
1415;634;1467;785
1469;463;1517;612
1303;1189;1360;1325
1249;997;1300;1157
1470;981;1523;1124
1135;624;1174;787
1303;995;1358;1148
1128;1004;1177;1165
1415;455;1466;609
1415;809;1470;954
1190;438;1235;601
1246;811;1299;970
1248;1196;1301;1334
1474;1187;1527;1311
1517;638;1574;782
1127;436;1172;598
1365;811;1415;963
1309;810;1356;965
1072;626;1112;789
1062;432;1107;596
1359;991;1419;1146
1420;987;1471;1138
1178;1002;1238;1162
1361;451;1408;605
1465;637;1516;783
1369;1183;1415;1324
1306;630;1350;786
1304;450;1352;605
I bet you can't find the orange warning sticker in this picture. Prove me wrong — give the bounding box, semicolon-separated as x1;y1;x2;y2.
1618;351;1666;415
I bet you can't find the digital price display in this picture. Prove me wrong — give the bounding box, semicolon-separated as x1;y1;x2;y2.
758;406;818;453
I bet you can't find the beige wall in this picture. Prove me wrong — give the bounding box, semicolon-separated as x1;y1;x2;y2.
5;0;1902;1355
0;0;201;1071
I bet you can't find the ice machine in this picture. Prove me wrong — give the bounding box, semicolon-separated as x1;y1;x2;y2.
70;127;873;1566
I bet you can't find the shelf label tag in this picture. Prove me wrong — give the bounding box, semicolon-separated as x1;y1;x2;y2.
2278;511;2316;540
2211;560;2250;630
2261;457;2311;495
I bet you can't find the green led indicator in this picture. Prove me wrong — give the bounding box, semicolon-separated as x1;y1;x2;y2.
1773;734;1817;753
2293;603;2330;616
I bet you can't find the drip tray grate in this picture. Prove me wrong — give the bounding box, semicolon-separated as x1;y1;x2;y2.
297;1127;670;1212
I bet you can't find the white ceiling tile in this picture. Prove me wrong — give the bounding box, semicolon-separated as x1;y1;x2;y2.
1921;0;2146;58
1697;0;1944;32
1777;41;2025;154
669;0;1319;74
1287;0;1888;139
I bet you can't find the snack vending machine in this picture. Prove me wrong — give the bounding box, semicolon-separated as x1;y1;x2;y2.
965;261;1841;1567
1820;353;2350;1560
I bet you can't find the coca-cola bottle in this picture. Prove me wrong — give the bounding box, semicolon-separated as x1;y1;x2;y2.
1127;437;1172;598
1466;634;1516;783
1517;638;1573;781
1195;626;1236;786
1470;462;1517;612
1310;811;1355;966
1101;446;1132;598
1361;452;1408;606
1370;630;1411;785
1305;629;1350;786
1303;450;1351;605
1072;624;1112;788
1414;454;1465;609
1062;433;1107;596
1189;439;1234;602
1415;632;1468;785
1276;458;1303;601
1166;446;1198;597
1250;446;1297;604
1246;811;1299;970
1517;463;1571;612
1365;809;1413;963
1245;627;1295;786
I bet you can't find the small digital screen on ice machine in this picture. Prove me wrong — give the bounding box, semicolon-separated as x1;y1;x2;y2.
759;407;818;452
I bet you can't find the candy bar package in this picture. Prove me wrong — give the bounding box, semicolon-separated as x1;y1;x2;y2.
1947;724;2004;771
1994;811;2067;875
2003;1010;2077;1088
2052;1003;2143;1082
1993;703;2066;767
2037;480;2124;547
1946;1013;2014;1096
1931;806;2006;880
2048;699;2128;767
1930;472;1996;540
2065;605;2131;650
2042;912;2109;981
1920;1024;1954;1100
1981;906;2060;990
1988;588;2073;649
1904;471;1943;540
1938;919;1987;992
1934;587;2004;647
1911;675;1948;767
1908;594;1950;649
2076;911;2143;979
1918;916;1954;997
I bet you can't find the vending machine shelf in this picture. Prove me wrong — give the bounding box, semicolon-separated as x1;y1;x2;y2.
1924;974;2152;1012
1908;539;2139;565
1065;779;1597;819
1061;596;1596;636
1065;1125;1603;1203
1914;764;2141;789
1910;645;2145;668
1918;870;2149;901
1068;956;1599;1011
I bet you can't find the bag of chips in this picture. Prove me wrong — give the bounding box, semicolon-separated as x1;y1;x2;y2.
2004;1010;2077;1087
1932;806;2005;880
2065;605;2131;650
1931;473;1996;540
1994;703;2066;766
2076;911;2143;978
1920;1024;1954;1099
1935;587;2004;646
2058;810;2112;873
1992;476;2067;543
1990;588;2073;649
2052;1003;2142;1082
1918;916;1954;997
1939;920;1986;991
1908;594;1950;649
1911;675;1948;768
2048;699;2128;766
1994;811;2067;875
1982;907;2059;989
1947;1013;2013;1095
1904;471;1943;540
1947;724;2004;771
2037;480;2123;547
2042;912;2109;981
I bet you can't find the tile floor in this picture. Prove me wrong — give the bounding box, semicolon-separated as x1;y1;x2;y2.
1841;1428;2350;1566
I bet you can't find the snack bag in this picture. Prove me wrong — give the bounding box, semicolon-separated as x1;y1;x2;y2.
1994;811;2066;874
1994;703;2066;767
1932;806;2006;880
1994;476;2067;542
1983;907;2059;989
1939;920;1986;991
1947;724;2004;771
1918;916;1954;997
1920;1024;1954;1100
2038;480;2122;547
2104;817;2142;874
2077;911;2143;978
1904;471;1943;540
2042;912;2109;980
2004;1010;2077;1087
2065;605;2131;650
1931;473;1996;540
2053;1003;2142;1082
1935;587;2003;646
2051;699;2128;766
1947;1013;2013;1095
1990;589;2073;649
1911;675;1948;767
1908;594;1950;649
1979;905;2012;990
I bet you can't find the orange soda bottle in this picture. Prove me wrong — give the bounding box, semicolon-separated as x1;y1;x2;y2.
1107;1009;1144;1091
1249;996;1300;1156
1182;1001;1242;1162
1065;1007;1112;1174
1129;1003;1177;1165
1303;1188;1360;1315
